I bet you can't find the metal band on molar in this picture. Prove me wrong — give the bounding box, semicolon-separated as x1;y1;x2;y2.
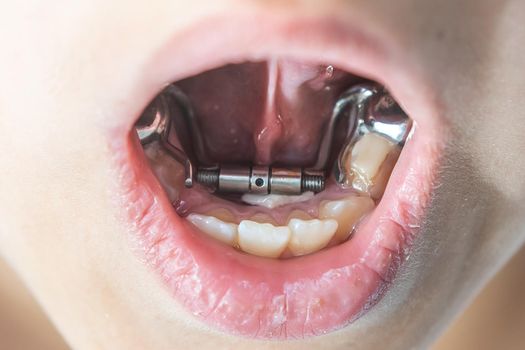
332;84;412;185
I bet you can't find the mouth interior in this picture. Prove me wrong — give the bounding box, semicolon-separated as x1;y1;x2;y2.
137;58;407;259
175;59;364;167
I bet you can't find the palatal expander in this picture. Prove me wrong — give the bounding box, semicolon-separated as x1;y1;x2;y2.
136;82;412;258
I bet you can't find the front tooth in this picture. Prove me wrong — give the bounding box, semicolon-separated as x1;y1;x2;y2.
345;133;396;192
187;213;238;245
319;196;375;242
238;220;290;258
287;218;338;256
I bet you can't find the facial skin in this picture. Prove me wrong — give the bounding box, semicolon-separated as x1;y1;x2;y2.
1;0;524;349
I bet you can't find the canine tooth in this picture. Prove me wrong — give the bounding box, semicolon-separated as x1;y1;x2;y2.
238;220;291;258
241;192;314;209
206;208;236;223
319;197;375;241
187;213;238;245
287;218;338;256
345;133;395;192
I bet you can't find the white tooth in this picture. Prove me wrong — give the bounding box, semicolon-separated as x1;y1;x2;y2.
345;133;395;192
287;218;338;256
238;220;291;258
369;147;400;199
241;192;314;209
319;196;375;242
187;213;238;245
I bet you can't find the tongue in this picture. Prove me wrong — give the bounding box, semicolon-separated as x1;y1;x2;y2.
176;59;362;167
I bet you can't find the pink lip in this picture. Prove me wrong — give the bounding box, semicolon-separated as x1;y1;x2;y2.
107;12;446;339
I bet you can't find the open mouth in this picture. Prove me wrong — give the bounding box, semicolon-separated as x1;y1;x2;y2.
137;68;411;258
108;12;445;340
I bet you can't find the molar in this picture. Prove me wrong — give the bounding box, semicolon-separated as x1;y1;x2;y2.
319;196;375;242
287;218;338;256
238;220;291;258
369;147;401;199
187;213;238;245
344;133;396;192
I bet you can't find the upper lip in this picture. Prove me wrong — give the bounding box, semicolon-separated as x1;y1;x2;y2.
106;7;447;339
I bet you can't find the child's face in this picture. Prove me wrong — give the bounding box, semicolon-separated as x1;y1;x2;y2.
1;0;524;349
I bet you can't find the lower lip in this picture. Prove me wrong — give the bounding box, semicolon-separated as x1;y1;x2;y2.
107;14;445;339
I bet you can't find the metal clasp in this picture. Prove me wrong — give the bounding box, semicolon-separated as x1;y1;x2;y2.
328;83;412;185
135;83;411;195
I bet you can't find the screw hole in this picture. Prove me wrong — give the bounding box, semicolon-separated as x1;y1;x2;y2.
255;178;264;187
